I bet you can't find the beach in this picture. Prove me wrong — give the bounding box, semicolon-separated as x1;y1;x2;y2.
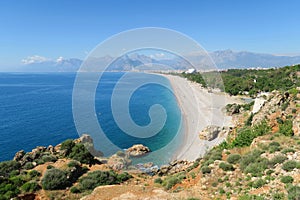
162;74;241;161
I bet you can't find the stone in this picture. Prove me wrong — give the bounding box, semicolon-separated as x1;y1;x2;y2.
107;154;131;171
126;144;150;157
199;125;229;141
293;113;300;136
13;150;25;161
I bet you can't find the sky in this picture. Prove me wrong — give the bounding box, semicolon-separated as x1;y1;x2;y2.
0;0;300;69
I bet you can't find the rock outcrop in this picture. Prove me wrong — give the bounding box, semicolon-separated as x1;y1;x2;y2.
199;125;230;141
107;153;131;171
126;144;150;157
79;134;104;157
293;113;300;136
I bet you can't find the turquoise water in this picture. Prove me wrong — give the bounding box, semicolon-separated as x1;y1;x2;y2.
0;72;182;165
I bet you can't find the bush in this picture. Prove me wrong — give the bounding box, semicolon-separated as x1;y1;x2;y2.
21;181;40;192
251;179;266;188
272;192;285;200
227;154;241;164
23;162;34;170
201;166;211;174
41;168;70;190
269;155;287;167
41;155;57;163
219;162;234;171
67;160;81;168
28;170;41;178
282;161;298;172
154;178;163;184
164;176;180;190
60;139;75;156
244;157;269;176
232;121;270;147
279;120;294;136
70;186;81;193
239;149;263;171
287;185;300;200
69;143;95;165
161;173;186;190
47;165;54;169
282;148;295;154
78;170;132;191
0;161;21;178
281;176;294;184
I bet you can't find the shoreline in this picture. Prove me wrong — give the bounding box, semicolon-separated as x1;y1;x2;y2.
162;74;241;161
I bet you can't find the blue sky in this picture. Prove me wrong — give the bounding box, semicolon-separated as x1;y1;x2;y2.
0;0;300;68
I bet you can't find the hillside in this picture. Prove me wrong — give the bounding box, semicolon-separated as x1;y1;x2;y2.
0;66;300;200
183;64;300;96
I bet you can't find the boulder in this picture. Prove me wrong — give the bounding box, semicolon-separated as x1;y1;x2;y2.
293;113;300;136
107;154;131;171
80;134;104;157
13;150;25;161
126;144;150;157
199;125;229;141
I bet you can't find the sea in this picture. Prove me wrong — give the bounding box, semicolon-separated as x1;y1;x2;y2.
0;72;182;165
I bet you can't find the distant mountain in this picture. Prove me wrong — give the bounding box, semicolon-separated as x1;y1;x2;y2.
20;50;300;72
209;50;300;69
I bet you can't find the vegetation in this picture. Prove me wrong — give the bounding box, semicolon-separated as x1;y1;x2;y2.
60;139;96;165
227;154;241;164
183;65;300;96
78;170;132;192
219;162;234;171
41;168;70;190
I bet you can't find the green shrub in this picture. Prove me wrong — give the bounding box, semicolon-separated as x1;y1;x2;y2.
227;154;241;164
269;155;287;167
239;149;263;171
281;102;289;111
78;170;132;191
60;139;75;156
201;166;211;174
154;178;163;184
251;179;266;188
219;162;234;171
164;176;180;189
287;185;300;200
47;165;55;170
269;141;280;147
238;194;265;200
266;169;274;175
282;161;298;172
28;170;41;178
70;186;81;193
23;162;34;170
212;182;218;187
244;159;268;176
41;155;57;163
0;161;21;178
41;168;70;190
69;143;95;165
67;160;81;168
21;181;40;192
282;148;295;154
281;176;294;184
272;192;285;200
279;120;294;136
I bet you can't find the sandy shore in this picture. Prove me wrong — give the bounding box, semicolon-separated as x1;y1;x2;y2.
162;74;241;161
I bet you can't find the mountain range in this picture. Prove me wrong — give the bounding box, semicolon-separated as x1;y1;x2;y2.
20;50;300;72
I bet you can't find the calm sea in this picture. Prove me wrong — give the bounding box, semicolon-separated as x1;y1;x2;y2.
0;72;182;164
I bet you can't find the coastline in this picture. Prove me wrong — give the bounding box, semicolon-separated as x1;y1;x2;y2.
162;74;241;161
